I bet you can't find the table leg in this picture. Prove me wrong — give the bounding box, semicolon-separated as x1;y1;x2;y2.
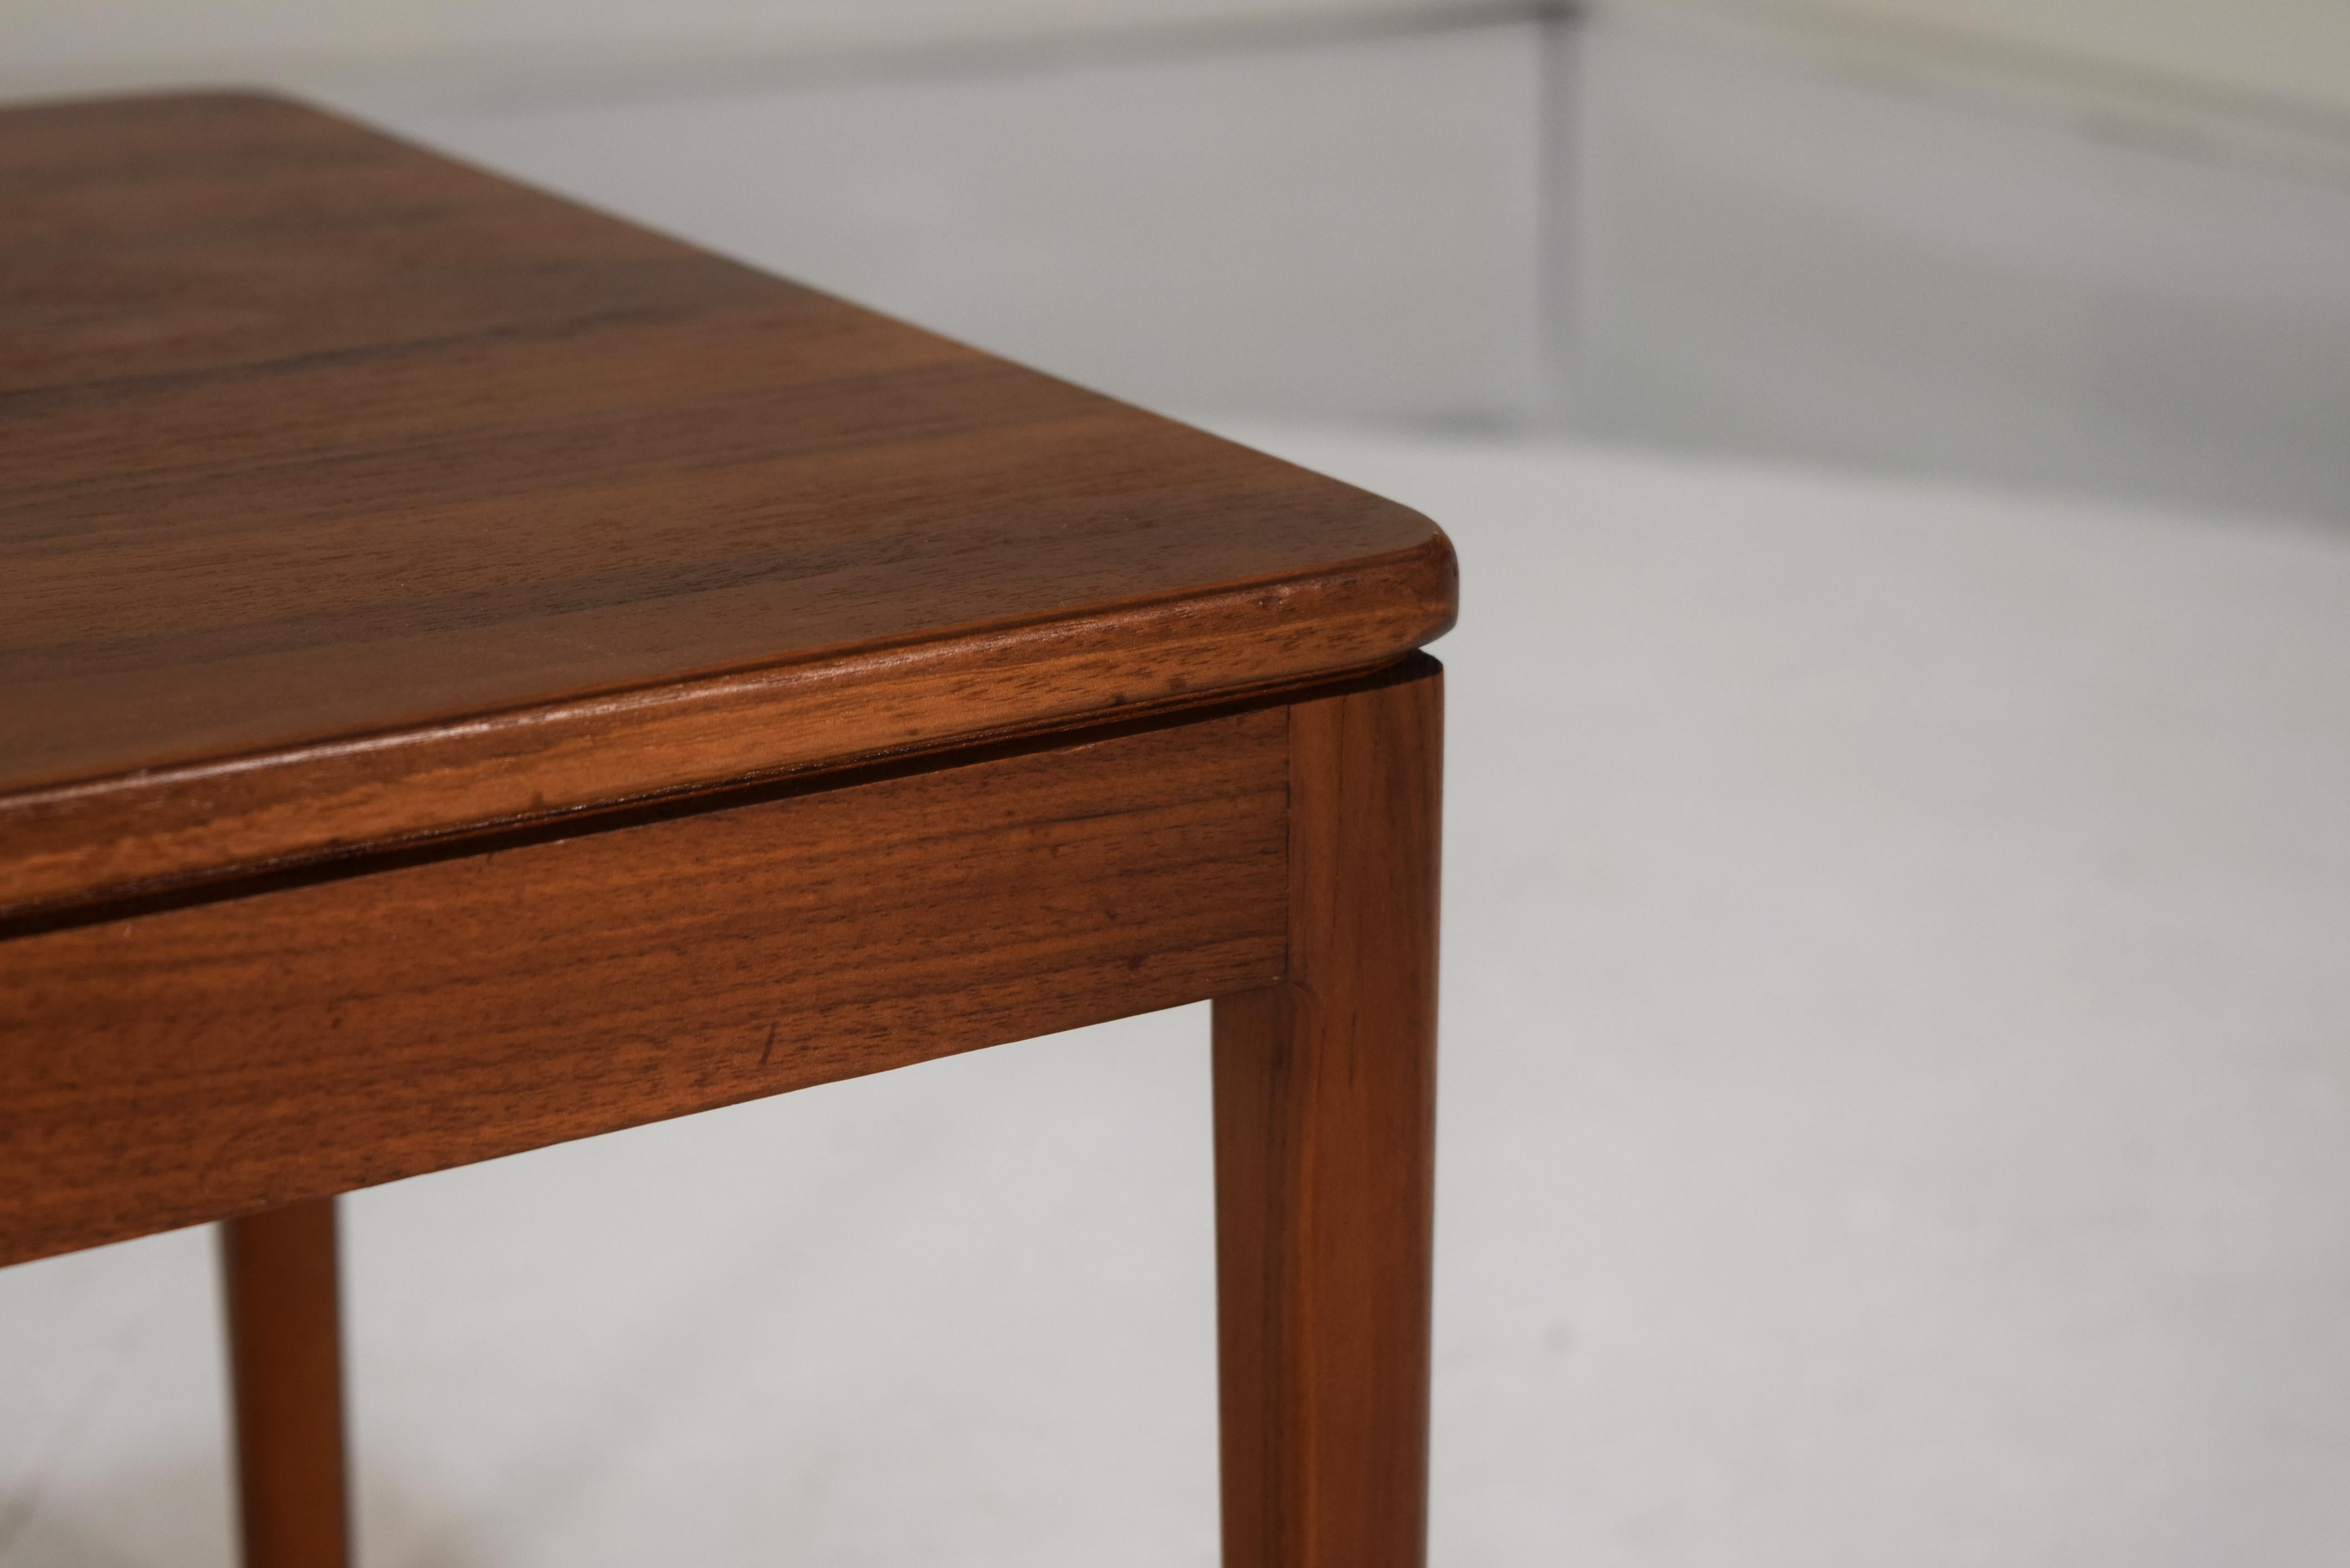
1213;660;1442;1568
219;1197;353;1568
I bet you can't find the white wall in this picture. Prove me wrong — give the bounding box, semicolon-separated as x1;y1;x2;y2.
349;21;1547;428
1740;0;2350;120
0;0;1507;102
7;0;2350;514
1569;3;2350;522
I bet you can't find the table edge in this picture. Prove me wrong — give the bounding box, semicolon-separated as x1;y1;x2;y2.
0;532;1454;920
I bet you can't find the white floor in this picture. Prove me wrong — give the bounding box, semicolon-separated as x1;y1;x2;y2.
4;429;2348;1566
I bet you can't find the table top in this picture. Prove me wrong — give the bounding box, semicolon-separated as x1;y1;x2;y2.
0;91;1453;920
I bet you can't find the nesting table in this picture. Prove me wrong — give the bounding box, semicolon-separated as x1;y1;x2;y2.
0;91;1453;1567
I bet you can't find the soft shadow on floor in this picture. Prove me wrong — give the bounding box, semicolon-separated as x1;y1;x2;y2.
0;1457;493;1568
0;1450;229;1568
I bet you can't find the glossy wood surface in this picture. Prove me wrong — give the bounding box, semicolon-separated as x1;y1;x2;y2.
0;706;1287;1267
1214;657;1441;1568
0;90;1455;919
220;1199;351;1568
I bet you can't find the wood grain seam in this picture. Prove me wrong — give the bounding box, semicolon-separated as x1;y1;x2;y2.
0;661;1360;941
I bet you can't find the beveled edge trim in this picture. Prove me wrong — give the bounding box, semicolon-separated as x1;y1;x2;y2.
0;534;1454;922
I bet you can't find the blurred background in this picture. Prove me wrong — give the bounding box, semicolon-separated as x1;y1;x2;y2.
3;2;2348;1564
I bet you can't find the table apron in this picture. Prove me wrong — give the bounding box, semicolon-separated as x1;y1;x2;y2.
0;707;1289;1268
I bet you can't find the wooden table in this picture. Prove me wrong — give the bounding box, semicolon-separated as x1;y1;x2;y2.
0;91;1454;1567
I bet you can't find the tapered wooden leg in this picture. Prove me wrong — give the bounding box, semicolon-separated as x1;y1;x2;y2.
1213;656;1442;1568
219;1197;353;1568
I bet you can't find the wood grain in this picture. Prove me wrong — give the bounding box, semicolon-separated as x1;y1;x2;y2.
1214;656;1442;1568
0;90;1455;919
220;1198;351;1568
0;707;1287;1267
